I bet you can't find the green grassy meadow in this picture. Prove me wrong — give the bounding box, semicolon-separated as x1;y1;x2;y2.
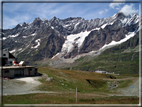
3;93;139;104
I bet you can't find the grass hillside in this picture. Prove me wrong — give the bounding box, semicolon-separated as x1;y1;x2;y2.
64;31;140;74
37;67;112;93
37;67;138;93
70;50;139;74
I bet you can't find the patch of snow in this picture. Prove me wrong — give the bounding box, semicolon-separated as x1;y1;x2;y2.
3;37;7;40
123;14;139;26
9;49;16;53
74;22;80;29
23;36;28;38
134;15;139;24
109;22;114;25
52;53;60;59
61;27;102;53
51;26;54;29
62;30;91;53
121;18;129;24
101;22;114;29
63;24;71;28
101;23;108;29
31;33;36;36
94;28;100;30
112;13;117;18
8;33;19;38
31;39;41;49
20;24;22;26
100;32;136;50
18;48;22;51
42;18;47;22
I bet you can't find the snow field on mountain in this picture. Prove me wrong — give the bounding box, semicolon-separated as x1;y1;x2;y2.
2;37;7;40
8;33;19;38
62;30;91;53
22;33;36;38
31;33;36;36
51;26;54;29
31;39;41;49
51;53;60;59
9;49;16;53
61;20;115;54
100;31;136;50
3;33;19;40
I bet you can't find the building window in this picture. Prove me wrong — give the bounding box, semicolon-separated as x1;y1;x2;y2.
3;54;6;56
28;68;32;71
4;70;9;73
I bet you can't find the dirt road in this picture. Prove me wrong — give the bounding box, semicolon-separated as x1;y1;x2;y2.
118;78;139;96
108;77;140;97
3;76;55;95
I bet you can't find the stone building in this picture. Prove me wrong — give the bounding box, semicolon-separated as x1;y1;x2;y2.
2;66;38;78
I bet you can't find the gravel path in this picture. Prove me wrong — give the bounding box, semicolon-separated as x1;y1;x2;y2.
108;77;140;97
3;76;55;95
117;78;139;96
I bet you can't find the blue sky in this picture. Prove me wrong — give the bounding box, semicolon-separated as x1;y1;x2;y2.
2;1;140;29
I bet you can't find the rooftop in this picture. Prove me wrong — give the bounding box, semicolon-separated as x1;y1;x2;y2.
1;66;36;69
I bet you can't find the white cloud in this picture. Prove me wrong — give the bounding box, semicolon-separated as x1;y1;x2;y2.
116;7;120;10
99;10;104;15
105;9;108;12
120;4;138;16
99;9;109;15
109;3;124;9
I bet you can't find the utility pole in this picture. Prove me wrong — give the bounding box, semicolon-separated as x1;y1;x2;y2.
76;87;77;103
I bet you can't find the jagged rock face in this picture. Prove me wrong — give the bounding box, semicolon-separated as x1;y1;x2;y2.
26;30;65;62
79;22;138;54
43;31;65;58
2;12;141;64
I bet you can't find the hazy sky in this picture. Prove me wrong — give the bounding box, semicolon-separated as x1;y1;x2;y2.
2;0;140;29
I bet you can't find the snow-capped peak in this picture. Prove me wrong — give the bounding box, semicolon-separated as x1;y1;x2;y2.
42;18;47;22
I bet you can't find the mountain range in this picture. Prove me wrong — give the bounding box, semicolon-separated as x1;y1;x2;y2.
2;11;141;70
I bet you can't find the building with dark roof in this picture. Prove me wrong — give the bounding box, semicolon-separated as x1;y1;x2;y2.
1;49;15;66
1;49;38;78
2;66;38;78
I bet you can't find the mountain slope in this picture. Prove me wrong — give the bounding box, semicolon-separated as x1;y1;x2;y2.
2;12;141;66
64;30;141;74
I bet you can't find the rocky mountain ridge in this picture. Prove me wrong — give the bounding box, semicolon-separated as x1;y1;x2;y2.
2;12;141;65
